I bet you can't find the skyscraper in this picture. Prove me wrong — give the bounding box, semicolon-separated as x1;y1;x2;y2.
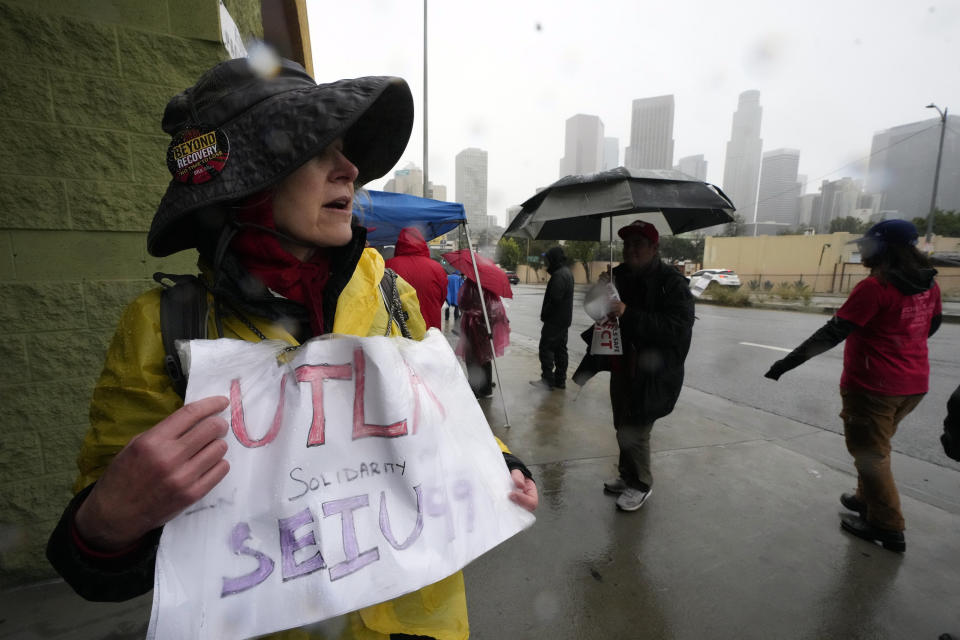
810;177;862;232
722;90;763;225
383;163;446;201
756;149;801;226
624;95;675;170
675;154;708;181
455;148;488;230
866;115;960;220
604;137;619;170
383;162;424;196
559;114;605;177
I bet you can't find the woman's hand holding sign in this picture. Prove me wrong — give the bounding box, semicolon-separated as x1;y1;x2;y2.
74;396;231;552
508;469;538;512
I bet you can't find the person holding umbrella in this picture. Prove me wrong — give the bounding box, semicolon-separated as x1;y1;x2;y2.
764;219;942;553
456;278;510;398
604;221;695;512
443;250;513;399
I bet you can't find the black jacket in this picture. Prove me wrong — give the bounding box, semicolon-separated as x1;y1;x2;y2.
610;259;695;424
541;247;574;327
943;384;960;462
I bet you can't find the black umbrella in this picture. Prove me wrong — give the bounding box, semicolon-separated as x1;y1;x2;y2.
504;167;736;241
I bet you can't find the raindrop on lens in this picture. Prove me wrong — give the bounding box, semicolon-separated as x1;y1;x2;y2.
533;590;560;621
264;128;293;155
246;40;281;78
638;348;663;373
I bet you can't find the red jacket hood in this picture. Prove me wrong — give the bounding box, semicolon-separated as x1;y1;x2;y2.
394;227;431;258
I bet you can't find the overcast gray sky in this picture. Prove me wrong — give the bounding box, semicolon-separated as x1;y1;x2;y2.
306;0;960;226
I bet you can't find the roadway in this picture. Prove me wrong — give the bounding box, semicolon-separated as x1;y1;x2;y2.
503;283;960;470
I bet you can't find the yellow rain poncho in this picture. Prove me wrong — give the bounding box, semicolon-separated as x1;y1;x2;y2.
75;248;507;640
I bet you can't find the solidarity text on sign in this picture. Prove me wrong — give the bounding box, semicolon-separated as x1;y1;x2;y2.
147;331;533;640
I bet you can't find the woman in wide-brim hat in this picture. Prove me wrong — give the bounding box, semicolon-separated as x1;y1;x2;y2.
46;56;537;639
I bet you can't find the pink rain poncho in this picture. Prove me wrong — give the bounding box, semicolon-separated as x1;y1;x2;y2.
455;279;510;364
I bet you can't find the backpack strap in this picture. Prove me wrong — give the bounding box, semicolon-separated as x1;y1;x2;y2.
154;273;209;398
379;268;412;338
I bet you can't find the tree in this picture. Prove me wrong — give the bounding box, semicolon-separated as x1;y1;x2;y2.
496;237;522;271
912;209;960;237
525;239;555;270
659;236;705;263
597;241;623;263
829;216;868;233
474;228;494;248
564;240;599;281
722;213;746;237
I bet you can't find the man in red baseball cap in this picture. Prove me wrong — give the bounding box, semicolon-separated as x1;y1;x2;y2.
602;220;695;512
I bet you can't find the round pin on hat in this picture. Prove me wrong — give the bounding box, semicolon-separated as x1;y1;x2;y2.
166;127;230;184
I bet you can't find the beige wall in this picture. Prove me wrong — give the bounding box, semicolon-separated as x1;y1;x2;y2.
518;260;614;285
704;233;960;295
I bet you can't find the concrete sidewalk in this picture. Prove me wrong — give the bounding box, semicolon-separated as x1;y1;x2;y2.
464;336;960;639
3;332;959;639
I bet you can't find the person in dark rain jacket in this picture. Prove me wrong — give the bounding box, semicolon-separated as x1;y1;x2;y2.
766;219;942;553
603;221;695;512
531;245;574;389
942;384;960;462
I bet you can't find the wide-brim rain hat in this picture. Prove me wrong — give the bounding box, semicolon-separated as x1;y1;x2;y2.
148;57;414;257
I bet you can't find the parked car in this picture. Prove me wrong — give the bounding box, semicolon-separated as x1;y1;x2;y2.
505;271;520;285
690;269;741;287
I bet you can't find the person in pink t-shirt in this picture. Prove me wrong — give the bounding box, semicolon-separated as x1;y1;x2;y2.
765;219;942;553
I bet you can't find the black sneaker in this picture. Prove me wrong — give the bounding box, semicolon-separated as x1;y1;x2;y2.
840;513;905;552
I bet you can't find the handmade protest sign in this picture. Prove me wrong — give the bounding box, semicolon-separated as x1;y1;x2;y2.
146;331;534;640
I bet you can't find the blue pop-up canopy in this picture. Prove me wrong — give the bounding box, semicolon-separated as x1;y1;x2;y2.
357;191;466;247
359;192;510;427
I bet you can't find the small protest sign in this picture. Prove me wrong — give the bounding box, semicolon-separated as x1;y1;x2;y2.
589;319;623;355
146;331;533;639
688;273;714;298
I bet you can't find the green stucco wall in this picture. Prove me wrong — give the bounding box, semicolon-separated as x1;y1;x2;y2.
0;0;262;588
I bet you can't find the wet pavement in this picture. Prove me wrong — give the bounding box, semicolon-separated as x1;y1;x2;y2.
468;345;960;639
3;319;960;639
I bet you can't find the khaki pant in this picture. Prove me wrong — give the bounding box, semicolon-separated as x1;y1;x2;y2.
615;420;654;492
840;388;924;532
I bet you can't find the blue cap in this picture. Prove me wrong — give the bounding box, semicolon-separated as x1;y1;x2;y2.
859;219;919;247
853;219;919;260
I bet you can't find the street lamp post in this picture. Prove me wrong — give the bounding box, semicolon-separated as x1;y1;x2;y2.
422;0;429;199
815;243;831;294
925;103;948;245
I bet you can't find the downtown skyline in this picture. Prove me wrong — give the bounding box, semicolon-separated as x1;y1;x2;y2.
308;0;960;226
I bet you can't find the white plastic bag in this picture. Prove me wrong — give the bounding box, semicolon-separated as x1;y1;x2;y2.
583;282;620;322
